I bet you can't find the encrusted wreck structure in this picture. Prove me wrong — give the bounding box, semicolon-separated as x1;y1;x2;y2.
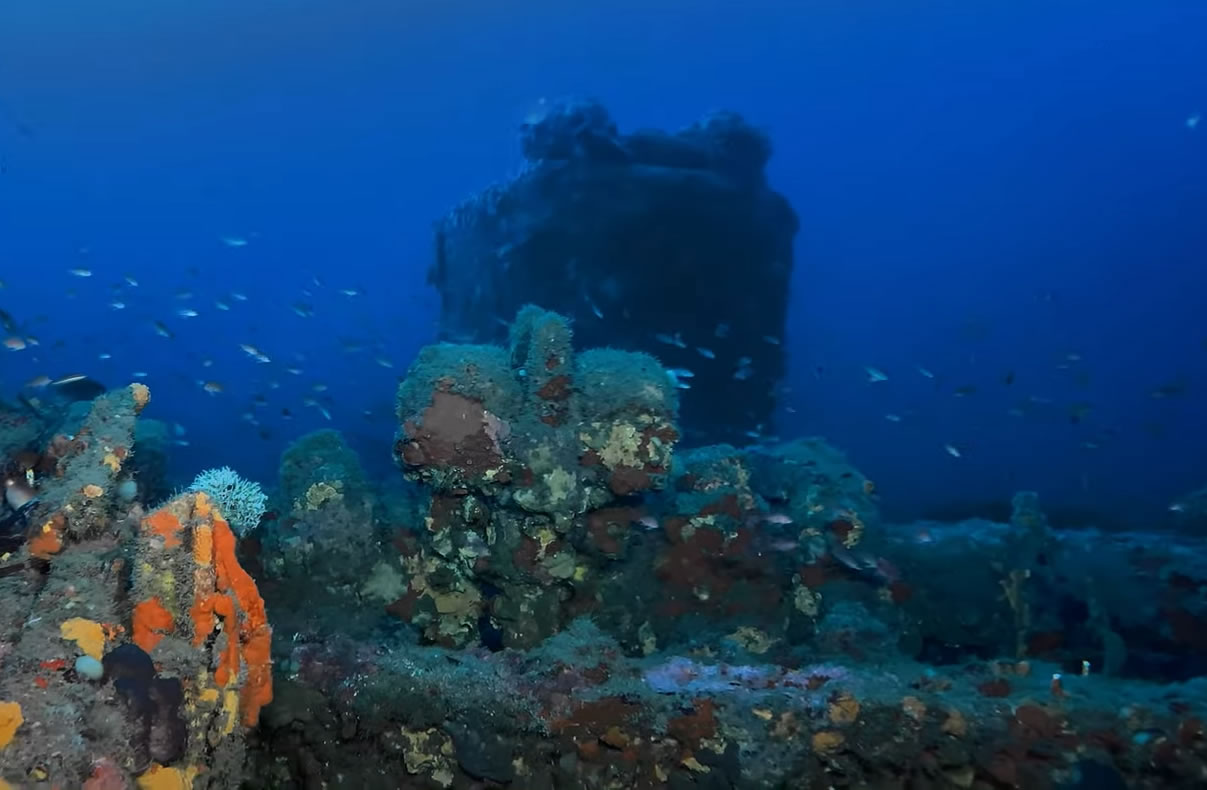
254;310;1207;789
428;99;800;446
391;305;680;648
0;386;270;788
3;312;1207;789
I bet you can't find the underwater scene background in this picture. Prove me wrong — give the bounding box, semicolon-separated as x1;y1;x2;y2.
1;1;1206;788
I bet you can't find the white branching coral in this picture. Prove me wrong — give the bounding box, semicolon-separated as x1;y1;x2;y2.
187;466;268;536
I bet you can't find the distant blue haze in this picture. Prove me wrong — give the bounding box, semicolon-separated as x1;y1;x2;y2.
1;0;1204;528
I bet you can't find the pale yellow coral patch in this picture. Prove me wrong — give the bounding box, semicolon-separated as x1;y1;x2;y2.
60;617;106;659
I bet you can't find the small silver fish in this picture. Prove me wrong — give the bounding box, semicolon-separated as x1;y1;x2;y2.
634;515;659;531
696;347;716;359
865;367;889;382
240;344;271;363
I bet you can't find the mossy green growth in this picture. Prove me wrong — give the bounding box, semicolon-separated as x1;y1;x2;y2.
747;437;879;529
396;343;522;421
510;437;604;519
509;304;573;374
668;445;759;532
279;429;370;509
576;348;677;421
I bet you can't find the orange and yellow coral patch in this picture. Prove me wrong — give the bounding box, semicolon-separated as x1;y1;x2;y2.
136;494;273;727
130;382;151;413
60;617;106;659
27;513;66;557
143;509;184;549
132;597;174;653
135;763;195;790
0;701;22;749
193;523;213;567
196;513;272;725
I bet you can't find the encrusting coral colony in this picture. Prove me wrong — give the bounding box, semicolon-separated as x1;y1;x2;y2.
2;308;1206;789
2;102;1207;788
0;385;271;788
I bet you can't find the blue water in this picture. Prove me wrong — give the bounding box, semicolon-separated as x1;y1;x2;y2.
2;0;1205;528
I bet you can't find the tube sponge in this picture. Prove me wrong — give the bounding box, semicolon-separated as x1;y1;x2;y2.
186;467;267;536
